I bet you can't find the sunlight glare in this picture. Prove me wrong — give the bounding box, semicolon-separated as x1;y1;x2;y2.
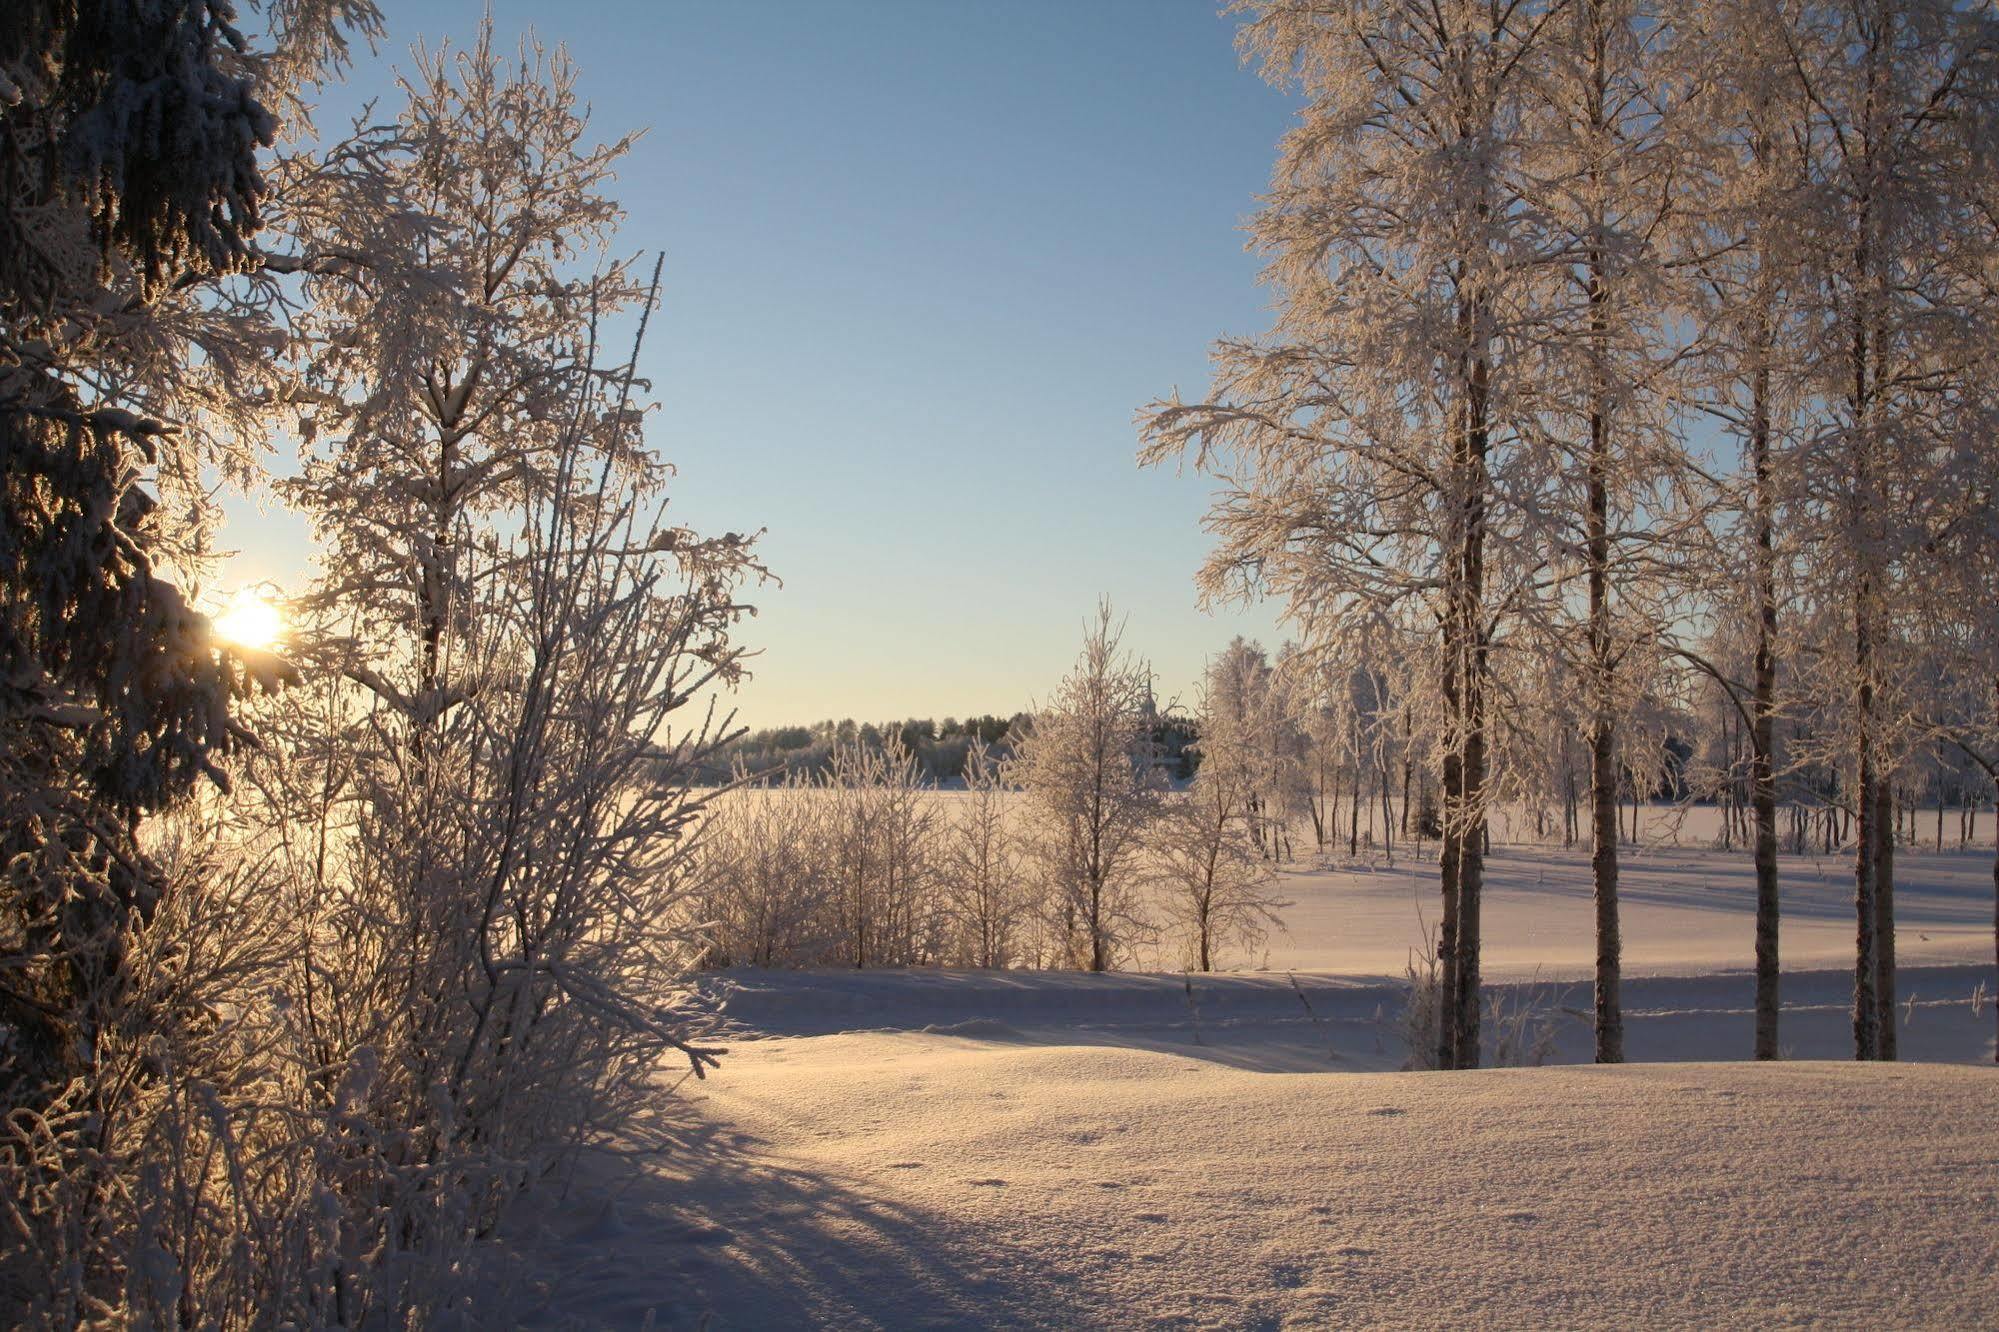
212;588;285;652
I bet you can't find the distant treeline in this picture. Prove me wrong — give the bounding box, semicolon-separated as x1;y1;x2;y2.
701;712;1201;784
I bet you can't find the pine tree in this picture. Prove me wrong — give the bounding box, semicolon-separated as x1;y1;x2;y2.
0;2;371;1315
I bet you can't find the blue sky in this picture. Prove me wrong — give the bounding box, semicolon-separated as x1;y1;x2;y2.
228;0;1295;729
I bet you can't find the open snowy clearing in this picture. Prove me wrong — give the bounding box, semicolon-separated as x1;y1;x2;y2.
507;1043;1999;1329
1249;842;1996;979
488;839;1999;1328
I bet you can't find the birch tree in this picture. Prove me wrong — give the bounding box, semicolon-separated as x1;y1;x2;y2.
1519;0;1701;1063
1674;0;1819;1059
1783;0;1999;1059
1143;0;1555;1066
1161;655;1287;971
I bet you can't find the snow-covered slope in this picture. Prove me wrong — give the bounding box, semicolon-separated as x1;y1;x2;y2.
507;1036;1999;1329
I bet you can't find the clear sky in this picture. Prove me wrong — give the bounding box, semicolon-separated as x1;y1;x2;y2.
225;0;1297;730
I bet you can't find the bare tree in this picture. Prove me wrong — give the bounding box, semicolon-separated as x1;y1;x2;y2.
1011;602;1164;972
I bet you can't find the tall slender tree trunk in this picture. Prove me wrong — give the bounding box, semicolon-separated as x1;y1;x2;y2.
1586;252;1621;1063
1853;614;1879;1059
1380;759;1395;865
1349;775;1360;857
1750;345;1782;1060
1401;732;1413;840
1452;344;1491;1072
1874;781;1896;1058
1438;743;1462;1071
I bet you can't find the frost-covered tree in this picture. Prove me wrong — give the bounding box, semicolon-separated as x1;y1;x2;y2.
237;24;770;1309
1518;0;1699;1064
1144;0;1556;1067
1200;638;1304;860
1779;0;1999;1059
284;20;646;716
1161;658;1287;971
1672;0;1820;1060
251;258;765;1314
1012;602;1165;972
941;741;1026;969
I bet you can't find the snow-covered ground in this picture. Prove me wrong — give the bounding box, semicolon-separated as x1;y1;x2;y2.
1250;842;1995;979
493;834;1999;1328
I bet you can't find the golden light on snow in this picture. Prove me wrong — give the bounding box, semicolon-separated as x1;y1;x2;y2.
211;588;286;652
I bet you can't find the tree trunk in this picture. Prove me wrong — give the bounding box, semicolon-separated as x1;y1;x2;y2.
1452;345;1491;1072
1750;350;1781;1061
1585;324;1622;1064
1349;779;1360;858
1438;746;1462;1071
1401;753;1413;840
1853;614;1879;1060
1874;780;1896;1059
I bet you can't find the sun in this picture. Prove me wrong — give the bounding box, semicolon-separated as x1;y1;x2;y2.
211;588;286;652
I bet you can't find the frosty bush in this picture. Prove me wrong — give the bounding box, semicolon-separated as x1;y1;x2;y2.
939;743;1027;969
693;769;835;967
1394;936;1446;1073
694;734;952;970
822;735;942;968
1484;983;1564;1069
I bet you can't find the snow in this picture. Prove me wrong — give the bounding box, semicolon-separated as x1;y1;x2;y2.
485;833;1998;1328
502;1047;1999;1328
1253;842;1995;980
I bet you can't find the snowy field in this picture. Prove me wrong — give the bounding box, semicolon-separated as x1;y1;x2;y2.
492;823;1999;1328
1250;840;1996;980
